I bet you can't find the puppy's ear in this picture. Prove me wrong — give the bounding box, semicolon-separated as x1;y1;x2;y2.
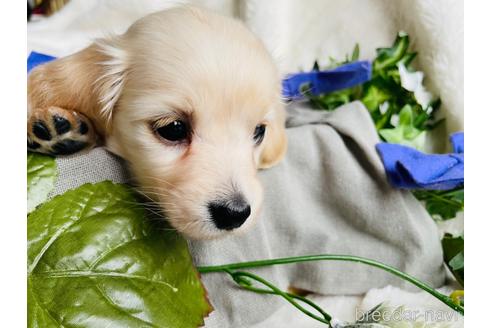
27;36;128;133
91;37;128;125
259;103;287;169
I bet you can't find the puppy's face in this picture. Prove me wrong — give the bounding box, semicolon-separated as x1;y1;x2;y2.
103;8;287;239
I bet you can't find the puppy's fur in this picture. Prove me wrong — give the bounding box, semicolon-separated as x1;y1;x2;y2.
27;6;287;239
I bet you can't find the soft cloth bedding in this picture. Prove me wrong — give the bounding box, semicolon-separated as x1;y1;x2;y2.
29;0;463;326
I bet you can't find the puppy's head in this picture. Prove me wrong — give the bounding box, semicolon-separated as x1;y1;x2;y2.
98;7;286;239
28;6;287;239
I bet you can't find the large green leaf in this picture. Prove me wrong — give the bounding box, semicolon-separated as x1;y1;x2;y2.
28;181;211;328
27;152;57;214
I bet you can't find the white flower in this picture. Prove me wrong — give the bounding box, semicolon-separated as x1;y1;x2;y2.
390;114;400;127
397;62;433;110
379;101;390;115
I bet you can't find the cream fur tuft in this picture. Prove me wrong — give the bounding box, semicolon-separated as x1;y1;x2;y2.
94;37;128;121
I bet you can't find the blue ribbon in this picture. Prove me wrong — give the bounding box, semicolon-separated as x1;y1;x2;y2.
376;132;464;190
27;51;56;73
281;61;372;100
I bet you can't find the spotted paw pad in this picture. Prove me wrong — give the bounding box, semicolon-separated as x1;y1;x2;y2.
27;107;96;155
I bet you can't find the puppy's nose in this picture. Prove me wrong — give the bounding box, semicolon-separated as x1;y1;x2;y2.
208;196;251;230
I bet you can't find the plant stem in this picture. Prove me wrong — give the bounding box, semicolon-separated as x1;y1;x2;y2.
197;254;464;315
227;270;332;326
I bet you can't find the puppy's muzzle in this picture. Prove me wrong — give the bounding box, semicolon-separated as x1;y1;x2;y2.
208;195;251;230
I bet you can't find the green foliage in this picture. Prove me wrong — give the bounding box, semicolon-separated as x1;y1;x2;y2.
28;181;211;328
412;187;464;290
27;152;57;213
442;233;464;287
304;32;441;150
413;188;464;221
373;31;411;74
379;105;427;150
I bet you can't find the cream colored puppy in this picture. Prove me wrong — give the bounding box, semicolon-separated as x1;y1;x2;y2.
27;6;287;239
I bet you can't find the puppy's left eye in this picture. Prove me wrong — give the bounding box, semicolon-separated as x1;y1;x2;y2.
253;124;266;145
154;120;189;143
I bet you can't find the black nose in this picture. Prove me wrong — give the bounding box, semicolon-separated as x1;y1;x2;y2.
208;197;251;230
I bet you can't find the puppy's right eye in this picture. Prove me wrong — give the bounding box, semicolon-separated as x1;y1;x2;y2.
155;120;189;142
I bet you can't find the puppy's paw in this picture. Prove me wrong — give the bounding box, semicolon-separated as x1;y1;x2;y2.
27;106;97;155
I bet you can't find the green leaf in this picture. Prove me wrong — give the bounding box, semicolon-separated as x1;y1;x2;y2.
351;43;360;61
27;152;57;214
378;105;427;150
442;233;464;287
373;31;410;74
449;252;464;271
361;83;392;112
400;52;417;67
28;181;211;328
413;188;464;220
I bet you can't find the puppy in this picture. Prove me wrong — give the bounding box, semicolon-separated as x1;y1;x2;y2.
27;6;287;239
